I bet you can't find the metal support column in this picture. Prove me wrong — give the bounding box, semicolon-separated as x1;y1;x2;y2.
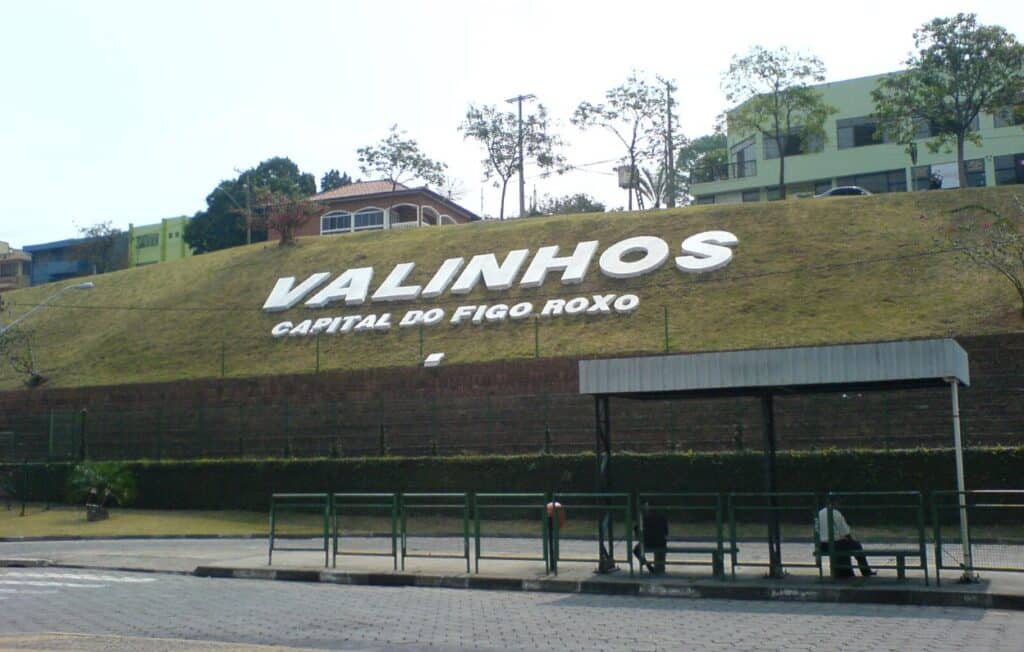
595;395;616;573
948;378;977;582
762;391;784;578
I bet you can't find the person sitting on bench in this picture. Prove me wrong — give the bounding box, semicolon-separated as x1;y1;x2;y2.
633;504;669;574
818;496;876;578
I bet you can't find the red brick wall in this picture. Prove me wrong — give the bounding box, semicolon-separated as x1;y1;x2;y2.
1;334;1021;461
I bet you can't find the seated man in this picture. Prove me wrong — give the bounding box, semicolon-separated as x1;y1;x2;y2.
633;505;669;574
818;496;876;578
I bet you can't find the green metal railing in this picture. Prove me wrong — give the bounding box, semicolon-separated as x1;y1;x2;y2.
825;491;928;584
331;492;399;570
728;492;819;579
268;492;331;567
473;492;550;574
400;492;471;572
637;492;729;577
933;490;1024;584
550;492;633;576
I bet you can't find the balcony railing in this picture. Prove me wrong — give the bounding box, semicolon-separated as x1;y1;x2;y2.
690;160;757;184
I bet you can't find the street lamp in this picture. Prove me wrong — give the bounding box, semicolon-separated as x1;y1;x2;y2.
0;281;94;335
505;93;536;218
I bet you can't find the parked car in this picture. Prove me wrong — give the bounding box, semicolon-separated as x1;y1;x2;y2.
814;186;872;198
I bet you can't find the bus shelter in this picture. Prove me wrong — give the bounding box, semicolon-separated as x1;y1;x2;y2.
579;338;971;578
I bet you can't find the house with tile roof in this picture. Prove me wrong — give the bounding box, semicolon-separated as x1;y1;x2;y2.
281;180;480;241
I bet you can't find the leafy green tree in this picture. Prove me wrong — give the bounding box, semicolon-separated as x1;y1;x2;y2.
460;103;565;220
572;71;681;210
320;169;353;192
721;46;836;199
872;13;1024;188
184;157;316;254
677;133;727;198
532;193;606;216
357;125;448;192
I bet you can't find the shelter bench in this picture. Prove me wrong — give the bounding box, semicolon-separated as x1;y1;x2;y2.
644;544;735;579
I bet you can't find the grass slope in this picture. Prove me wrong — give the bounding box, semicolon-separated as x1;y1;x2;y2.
2;187;1022;390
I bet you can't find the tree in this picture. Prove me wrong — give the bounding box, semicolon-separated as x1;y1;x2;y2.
572;71;682;210
320;169;353;192
677;132;728;199
872;14;1024;188
948;194;1024;316
357;125;447;192
74;221;126;274
460;103;565;220
253;190;323;247
721;46;836;200
0;329;46;387
532;193;606;216
183;157;316;254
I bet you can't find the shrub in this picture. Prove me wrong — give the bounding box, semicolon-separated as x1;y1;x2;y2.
66;461;138;506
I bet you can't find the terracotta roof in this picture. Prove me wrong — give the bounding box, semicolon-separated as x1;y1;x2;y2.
312;180;409;201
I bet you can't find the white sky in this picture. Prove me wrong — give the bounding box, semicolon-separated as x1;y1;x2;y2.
2;1;1022;247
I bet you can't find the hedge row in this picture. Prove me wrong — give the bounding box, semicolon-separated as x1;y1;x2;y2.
5;447;1023;512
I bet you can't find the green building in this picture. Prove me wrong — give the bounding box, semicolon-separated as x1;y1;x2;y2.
128;216;193;267
690;73;1024;204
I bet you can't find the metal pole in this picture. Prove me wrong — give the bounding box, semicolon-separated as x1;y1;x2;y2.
517;97;525;218
665;80;676;209
949;379;976;581
595;395;616;573
762;392;784;578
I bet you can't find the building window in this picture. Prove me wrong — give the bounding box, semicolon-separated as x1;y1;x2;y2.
836;169;906;194
321;211;352;234
765;187;781;201
693;196;715;205
995;105;1024;128
837;117;888;149
994;154;1024;186
0;262;15;277
353;208;384;231
763;130;823;159
742;190;760;202
912;165;942;191
136;234;159;249
915;115;980;138
814;180;833;195
731;137;756;178
964;158;986;187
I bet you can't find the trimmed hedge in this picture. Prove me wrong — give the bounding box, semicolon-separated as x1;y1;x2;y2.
5;447;1023;512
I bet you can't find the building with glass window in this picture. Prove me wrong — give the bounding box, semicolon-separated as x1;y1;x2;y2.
284;180;479;241
690;73;1024;204
127;216;193;267
0;241;32;293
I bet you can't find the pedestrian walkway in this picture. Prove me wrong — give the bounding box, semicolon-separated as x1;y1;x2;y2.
3;536;1024;611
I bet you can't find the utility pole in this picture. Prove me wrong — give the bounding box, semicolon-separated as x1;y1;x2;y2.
505;93;536;218
663;78;677;209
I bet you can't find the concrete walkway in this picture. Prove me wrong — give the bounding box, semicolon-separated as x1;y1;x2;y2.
2;536;1023;611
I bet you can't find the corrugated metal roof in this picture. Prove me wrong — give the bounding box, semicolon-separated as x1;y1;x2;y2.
579;339;969;395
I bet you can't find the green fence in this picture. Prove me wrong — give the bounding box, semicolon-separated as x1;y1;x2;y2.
332;492;399;570
473;492;550;574
268;493;331;567
399;493;470;573
933;490;1024;584
728;492;819;579
549;492;633;576
823;491;928;583
637;492;730;578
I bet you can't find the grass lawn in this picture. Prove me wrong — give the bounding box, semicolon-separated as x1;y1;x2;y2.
2;187;1023;390
3;503;1022;543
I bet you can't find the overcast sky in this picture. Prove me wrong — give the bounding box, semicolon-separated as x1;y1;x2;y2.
2;1;1022;247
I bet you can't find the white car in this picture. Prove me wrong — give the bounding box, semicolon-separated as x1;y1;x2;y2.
814;186;873;198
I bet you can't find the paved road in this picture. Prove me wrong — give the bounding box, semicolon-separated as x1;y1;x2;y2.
0;568;1022;651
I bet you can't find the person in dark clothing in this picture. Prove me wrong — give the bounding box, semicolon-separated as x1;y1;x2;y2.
633;506;669;574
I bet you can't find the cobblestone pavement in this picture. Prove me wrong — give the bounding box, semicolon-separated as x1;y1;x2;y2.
1;568;1023;651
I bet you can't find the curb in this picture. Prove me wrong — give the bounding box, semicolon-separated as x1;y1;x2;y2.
0;558;50;567
191;565;1024;611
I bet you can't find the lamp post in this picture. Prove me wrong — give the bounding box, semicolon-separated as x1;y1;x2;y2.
505;93;536;218
0;282;94;335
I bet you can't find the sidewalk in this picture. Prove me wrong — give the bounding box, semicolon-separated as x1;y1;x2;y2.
2;536;1023;611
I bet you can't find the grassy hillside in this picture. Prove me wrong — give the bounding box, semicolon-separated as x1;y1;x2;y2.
2;187;1022;390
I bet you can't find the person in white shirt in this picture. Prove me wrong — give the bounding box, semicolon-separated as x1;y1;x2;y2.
818;496;876;578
